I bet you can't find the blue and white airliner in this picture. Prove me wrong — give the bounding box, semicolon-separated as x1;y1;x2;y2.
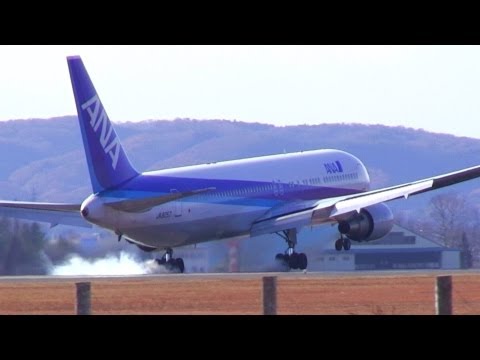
1;56;480;273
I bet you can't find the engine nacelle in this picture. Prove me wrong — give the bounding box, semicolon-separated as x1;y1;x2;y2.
337;202;394;242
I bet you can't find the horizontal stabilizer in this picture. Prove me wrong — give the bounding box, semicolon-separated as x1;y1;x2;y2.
0;201;90;228
0;201;80;212
104;187;216;212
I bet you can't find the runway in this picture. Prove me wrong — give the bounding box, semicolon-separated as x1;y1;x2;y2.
1;268;480;282
1;270;479;314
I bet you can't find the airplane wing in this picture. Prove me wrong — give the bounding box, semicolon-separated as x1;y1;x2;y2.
0;201;90;228
251;164;480;237
104;187;216;212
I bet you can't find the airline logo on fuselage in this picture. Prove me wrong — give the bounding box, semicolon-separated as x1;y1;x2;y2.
324;161;343;174
81;95;120;170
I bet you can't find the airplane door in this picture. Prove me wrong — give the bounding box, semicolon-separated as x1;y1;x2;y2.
273;180;284;197
170;189;182;217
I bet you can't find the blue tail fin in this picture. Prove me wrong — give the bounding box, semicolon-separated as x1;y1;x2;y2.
67;56;139;193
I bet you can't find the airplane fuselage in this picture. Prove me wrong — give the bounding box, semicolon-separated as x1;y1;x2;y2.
81;149;370;249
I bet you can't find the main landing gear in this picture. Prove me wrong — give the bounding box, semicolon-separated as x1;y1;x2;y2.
334;235;351;251
274;229;308;271
155;248;185;273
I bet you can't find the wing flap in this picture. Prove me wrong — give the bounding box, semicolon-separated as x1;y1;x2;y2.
329;180;433;217
251;208;316;237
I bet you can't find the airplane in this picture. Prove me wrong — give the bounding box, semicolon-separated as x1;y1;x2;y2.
1;55;480;273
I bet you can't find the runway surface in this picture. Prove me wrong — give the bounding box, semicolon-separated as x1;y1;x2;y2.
2;270;480;314
1;268;480;283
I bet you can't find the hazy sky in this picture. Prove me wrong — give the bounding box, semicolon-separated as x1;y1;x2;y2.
2;45;480;138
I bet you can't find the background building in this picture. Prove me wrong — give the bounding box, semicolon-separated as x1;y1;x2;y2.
235;224;461;272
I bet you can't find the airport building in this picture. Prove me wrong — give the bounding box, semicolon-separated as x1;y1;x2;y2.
293;225;461;271
232;224;462;272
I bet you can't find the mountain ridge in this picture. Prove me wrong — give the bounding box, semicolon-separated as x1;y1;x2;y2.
1;117;479;206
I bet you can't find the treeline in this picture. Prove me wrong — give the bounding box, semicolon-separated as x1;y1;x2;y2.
0;218;49;275
0;217;144;275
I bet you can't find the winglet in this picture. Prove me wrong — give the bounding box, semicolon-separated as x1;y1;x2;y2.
67;56;139;193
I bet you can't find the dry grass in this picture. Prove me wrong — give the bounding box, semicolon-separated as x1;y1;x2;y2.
1;273;480;314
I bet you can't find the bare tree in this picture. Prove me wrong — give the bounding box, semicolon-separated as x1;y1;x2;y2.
395;192;480;267
461;232;473;268
463;207;480;267
428;192;469;248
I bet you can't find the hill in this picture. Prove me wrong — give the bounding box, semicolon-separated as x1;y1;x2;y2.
1;117;479;207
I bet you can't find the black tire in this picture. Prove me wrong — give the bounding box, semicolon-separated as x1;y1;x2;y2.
298;253;308;270
289;253;299;269
176;258;185;273
275;253;285;261
156;258;166;265
343;238;351;251
335;239;343;251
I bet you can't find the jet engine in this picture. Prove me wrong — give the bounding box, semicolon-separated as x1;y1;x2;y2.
337;202;394;242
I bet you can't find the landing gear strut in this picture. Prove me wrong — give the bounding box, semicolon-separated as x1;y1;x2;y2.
335;235;351;251
156;248;185;273
274;229;308;271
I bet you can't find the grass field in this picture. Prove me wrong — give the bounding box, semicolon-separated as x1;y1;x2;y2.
1;273;480;314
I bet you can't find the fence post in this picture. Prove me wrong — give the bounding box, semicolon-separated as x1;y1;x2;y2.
435;276;452;315
76;282;91;315
262;276;277;315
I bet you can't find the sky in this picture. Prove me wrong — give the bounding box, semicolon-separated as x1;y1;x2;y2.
1;45;480;138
